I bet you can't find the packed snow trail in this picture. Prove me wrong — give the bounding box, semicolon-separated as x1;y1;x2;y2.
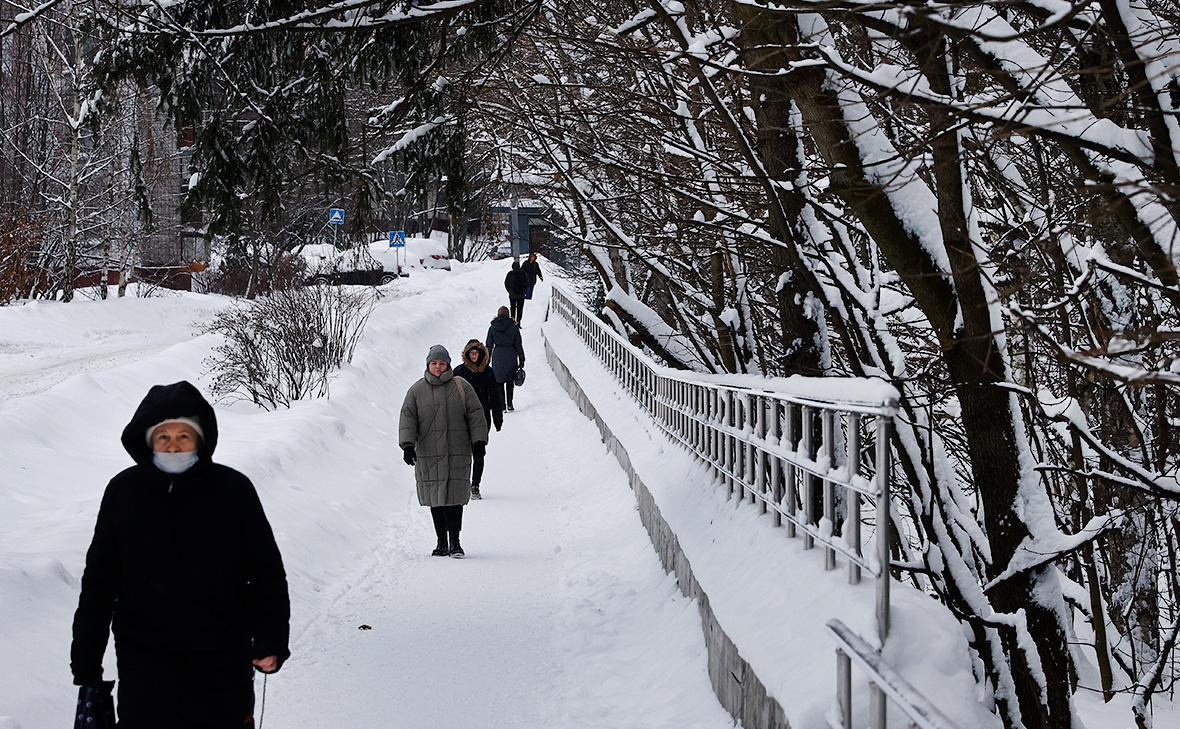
0;262;735;728
261;272;735;728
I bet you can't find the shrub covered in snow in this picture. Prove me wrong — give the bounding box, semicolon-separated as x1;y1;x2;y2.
203;286;374;410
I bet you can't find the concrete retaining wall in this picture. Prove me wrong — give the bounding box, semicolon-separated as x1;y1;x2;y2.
544;336;791;729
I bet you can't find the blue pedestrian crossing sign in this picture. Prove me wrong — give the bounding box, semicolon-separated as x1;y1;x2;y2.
328;208;345;225
388;230;406;248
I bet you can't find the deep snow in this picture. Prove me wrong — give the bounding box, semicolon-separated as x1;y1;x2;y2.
0;264;735;728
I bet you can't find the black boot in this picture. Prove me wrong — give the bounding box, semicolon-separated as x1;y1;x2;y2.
449;531;465;558
430;507;449;555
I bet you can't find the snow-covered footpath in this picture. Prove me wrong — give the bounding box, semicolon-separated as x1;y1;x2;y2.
0;264;735;728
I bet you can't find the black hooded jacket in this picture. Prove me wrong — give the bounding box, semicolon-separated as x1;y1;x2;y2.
71;381;290;685
453;340;504;430
504;261;528;300
521;259;543;286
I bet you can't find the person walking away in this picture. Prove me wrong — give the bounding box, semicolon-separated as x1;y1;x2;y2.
505;260;528;324
400;345;489;557
487;306;525;412
71;381;290;728
521;253;544;300
453;339;502;499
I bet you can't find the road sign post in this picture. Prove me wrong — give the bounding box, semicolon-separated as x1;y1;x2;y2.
389;230;406;273
328;208;345;249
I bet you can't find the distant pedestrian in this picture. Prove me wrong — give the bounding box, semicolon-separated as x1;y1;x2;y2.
453;339;503;500
487;306;525;412
505;260;528;323
400;344;489;557
71;381;290;729
521;253;544;300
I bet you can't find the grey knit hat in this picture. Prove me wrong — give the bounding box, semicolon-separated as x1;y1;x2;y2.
426;344;451;366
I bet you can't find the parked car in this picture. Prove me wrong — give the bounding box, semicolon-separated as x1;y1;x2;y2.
403;235;452;270
488;241;513;260
297;243;403;286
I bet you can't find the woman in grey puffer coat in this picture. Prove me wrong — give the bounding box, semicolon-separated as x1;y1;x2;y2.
399;344;489;558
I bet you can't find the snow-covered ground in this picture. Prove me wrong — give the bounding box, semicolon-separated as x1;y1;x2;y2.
4;262;1173;729
0;290;227;404
0;264;734;728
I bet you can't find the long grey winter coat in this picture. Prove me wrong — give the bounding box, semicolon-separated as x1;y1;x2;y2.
486;315;525;384
399;369;489;507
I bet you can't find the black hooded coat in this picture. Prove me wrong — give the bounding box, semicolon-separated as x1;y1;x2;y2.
453;340;504;431
71;382;290;695
504;261;528;300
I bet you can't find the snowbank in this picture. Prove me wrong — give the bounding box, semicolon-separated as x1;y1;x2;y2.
0;273;489;725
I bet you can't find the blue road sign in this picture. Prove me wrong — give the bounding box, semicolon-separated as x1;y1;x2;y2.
388;230;406;248
328;208;345;225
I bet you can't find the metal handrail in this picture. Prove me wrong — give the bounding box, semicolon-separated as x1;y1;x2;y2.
547;284;958;729
827;620;962;729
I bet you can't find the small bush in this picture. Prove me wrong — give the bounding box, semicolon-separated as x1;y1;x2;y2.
0;214;43;304
203;286;375;410
207;250;306;297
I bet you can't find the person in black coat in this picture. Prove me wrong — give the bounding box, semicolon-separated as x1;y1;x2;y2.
521;253;543;300
71;381;290;728
453;339;503;499
487;306;525;411
504;260;528;323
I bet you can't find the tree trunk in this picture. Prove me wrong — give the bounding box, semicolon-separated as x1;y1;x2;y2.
757;13;1075;727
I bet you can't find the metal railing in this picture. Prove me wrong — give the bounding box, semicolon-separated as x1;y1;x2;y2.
548;285;957;729
828;619;961;729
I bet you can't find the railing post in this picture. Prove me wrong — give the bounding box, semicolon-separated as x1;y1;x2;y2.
870;682;887;729
836;649;852;729
875;415;892;642
712;390;722;477
784;403;797;538
746;395;757;506
727;391;737;500
692;386;700;451
802;405;814;549
822;409;836;570
847;413;862;585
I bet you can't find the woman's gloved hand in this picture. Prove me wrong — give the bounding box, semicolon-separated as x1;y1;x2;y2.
403;445;417;466
472;442;486;458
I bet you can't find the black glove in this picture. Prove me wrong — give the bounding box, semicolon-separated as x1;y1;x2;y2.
472;442;486;458
75;682;116;729
402;445;416;466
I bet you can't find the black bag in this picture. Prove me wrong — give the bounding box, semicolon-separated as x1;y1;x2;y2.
74;682;116;729
514;368;526;387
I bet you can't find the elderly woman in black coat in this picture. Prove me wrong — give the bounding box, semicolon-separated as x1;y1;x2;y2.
71;381;290;728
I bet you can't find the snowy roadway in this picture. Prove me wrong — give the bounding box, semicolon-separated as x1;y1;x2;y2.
0;264;735;728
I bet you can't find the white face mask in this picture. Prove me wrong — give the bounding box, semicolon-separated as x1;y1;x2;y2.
153;451;199;474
